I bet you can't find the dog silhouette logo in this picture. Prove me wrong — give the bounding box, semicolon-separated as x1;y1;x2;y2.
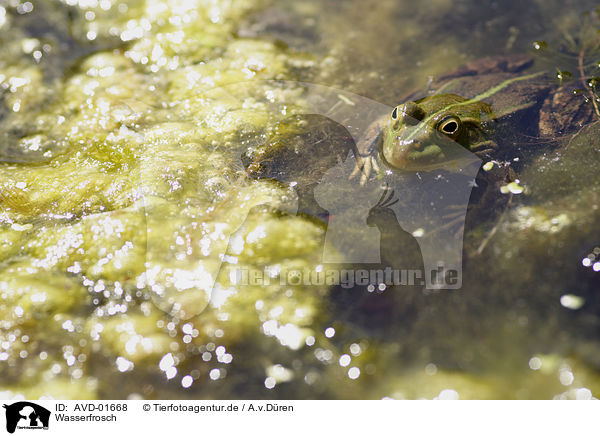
2;402;50;433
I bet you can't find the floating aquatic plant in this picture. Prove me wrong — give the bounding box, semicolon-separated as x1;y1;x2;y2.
532;7;600;119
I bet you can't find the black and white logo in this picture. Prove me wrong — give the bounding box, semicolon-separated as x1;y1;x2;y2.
2;402;50;433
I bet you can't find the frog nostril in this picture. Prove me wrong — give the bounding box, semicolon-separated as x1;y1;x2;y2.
394;102;425;126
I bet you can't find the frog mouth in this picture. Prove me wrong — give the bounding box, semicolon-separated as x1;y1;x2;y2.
384;136;485;171
384;139;447;170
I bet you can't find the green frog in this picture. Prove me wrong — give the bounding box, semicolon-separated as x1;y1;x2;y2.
353;54;596;182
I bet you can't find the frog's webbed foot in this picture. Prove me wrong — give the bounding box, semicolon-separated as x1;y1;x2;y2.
471;139;498;157
349;118;385;186
349;154;380;186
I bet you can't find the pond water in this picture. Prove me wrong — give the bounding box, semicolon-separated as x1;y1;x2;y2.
0;0;599;399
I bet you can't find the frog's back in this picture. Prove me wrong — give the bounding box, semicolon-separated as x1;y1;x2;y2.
427;55;552;118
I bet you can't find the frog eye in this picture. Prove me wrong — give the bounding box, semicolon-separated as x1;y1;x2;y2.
391;107;398;120
438;117;461;136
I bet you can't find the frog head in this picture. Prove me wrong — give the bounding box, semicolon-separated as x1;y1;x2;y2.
382;94;497;171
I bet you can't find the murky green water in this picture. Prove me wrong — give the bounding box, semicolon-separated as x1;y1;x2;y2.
0;0;599;399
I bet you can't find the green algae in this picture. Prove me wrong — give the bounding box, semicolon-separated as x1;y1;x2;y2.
0;0;332;399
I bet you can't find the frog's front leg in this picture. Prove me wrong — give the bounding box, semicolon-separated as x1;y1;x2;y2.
351;152;381;186
350;117;386;185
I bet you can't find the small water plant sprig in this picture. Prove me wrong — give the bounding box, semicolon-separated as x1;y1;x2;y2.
532;7;600;120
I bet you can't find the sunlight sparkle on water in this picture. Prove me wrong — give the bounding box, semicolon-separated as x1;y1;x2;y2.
528;357;542;370
267;364;293;383
159;353;175;371
264;377;276;389
425;363;437;375
116;356;134;372
560;294;584;310
436;389;459;400
575;388;592;400
181;375;193;388
262;320;304;350
339;354;351;367
165;367;177;379
348;367;360;380
559;367;574;386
